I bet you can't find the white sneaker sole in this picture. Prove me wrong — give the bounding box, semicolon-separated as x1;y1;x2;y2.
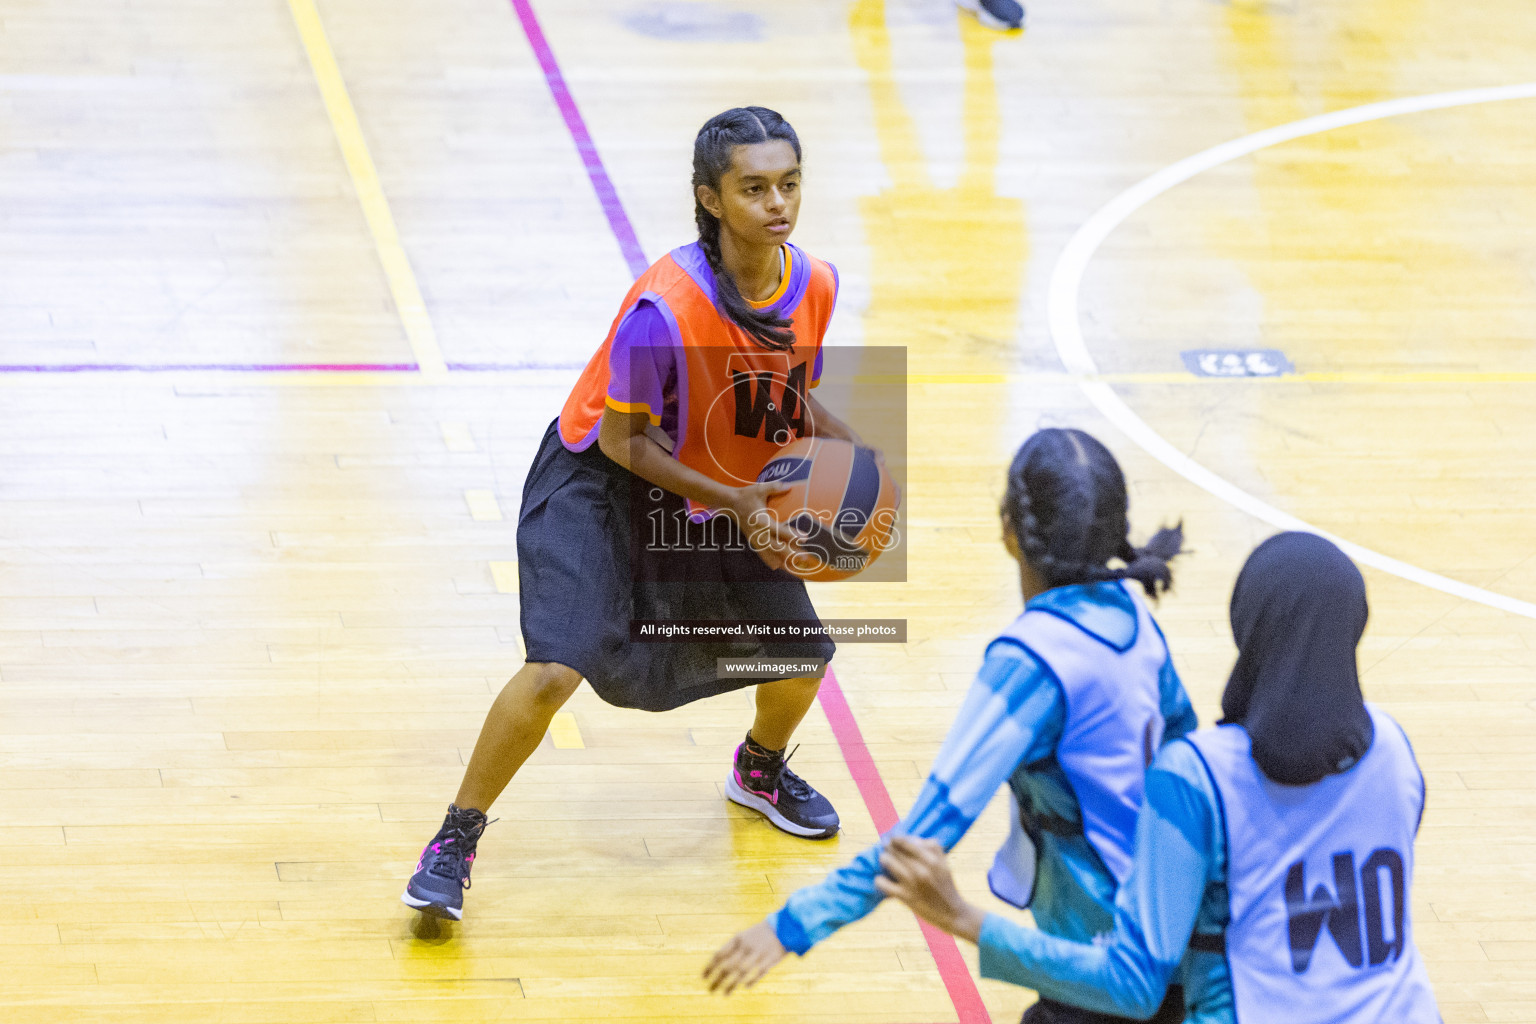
402;889;463;921
956;0;1022;30
725;773;839;839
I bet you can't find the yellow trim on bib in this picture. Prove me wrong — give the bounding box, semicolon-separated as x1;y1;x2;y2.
746;246;793;309
604;394;662;426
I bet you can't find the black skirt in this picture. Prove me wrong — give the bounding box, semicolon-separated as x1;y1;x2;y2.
517;419;835;712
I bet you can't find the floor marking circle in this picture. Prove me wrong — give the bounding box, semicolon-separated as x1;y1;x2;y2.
1048;82;1536;619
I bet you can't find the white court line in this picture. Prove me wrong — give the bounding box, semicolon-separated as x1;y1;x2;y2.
1048;82;1536;620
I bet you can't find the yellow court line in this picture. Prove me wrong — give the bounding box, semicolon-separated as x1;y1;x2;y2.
910;371;1536;385
1098;371;1536;385
489;561;518;594
440;421;477;452
465;490;504;521
906;373;1010;384
1288;370;1536;384
286;0;448;378
548;711;585;750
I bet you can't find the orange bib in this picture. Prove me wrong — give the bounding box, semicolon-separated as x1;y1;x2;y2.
560;242;838;515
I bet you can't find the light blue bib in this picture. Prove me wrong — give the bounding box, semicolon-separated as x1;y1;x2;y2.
1186;707;1440;1024
985;581;1169;907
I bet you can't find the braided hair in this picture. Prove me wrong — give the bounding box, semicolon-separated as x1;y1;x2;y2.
1001;428;1184;597
692;106;801;352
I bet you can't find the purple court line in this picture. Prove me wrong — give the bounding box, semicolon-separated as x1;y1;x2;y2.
447;361;588;372
8;2;641;378
0;362;418;373
506;3;993;1022
0;362;591;374
508;0;650;281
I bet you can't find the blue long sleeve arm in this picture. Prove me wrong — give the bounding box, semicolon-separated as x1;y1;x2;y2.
1159;655;1198;743
771;645;1063;954
976;740;1220;1018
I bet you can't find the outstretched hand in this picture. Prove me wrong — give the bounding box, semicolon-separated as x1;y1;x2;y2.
874;836;987;944
704;919;788;995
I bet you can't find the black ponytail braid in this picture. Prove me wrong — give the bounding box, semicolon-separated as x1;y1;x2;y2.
1002;428;1184;597
692;106;801;352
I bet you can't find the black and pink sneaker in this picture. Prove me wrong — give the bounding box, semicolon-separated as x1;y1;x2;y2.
401;805;489;921
725;737;840;840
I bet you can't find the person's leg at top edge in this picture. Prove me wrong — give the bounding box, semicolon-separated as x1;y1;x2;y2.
958;0;1025;32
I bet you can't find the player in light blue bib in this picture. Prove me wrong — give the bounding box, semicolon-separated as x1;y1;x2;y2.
705;428;1193;1024
869;533;1442;1024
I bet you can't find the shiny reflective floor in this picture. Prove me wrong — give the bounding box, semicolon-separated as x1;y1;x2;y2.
2;0;1534;1020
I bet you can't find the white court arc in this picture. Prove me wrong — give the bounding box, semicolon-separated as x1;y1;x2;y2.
1048;82;1536;620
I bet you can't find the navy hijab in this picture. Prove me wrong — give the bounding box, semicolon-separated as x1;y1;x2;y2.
1220;532;1375;786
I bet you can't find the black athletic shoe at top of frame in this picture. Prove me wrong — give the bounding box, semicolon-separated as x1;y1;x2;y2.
959;0;1025;31
401;805;489;921
726;737;841;840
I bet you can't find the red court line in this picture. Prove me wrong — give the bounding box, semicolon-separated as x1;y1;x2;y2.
819;669;994;1024
509;3;991;1019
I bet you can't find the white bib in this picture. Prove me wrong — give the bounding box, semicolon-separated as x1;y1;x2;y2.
986;582;1169;906
1186;707;1440;1024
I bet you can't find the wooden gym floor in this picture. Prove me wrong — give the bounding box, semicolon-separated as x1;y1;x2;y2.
2;0;1535;1021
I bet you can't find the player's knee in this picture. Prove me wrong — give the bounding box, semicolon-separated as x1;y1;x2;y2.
524;662;581;707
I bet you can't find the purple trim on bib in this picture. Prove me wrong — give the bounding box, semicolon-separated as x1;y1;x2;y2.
668;242;810;320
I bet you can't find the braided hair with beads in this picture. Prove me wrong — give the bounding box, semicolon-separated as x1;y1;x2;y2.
1002;428;1184;596
691;106;801;352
